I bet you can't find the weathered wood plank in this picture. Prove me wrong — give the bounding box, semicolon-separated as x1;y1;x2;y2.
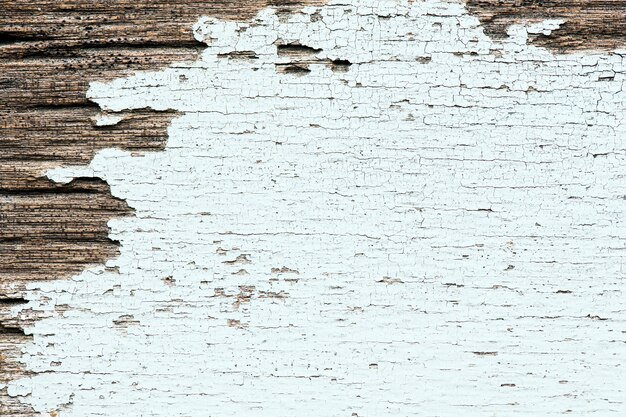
0;2;323;415
1;0;625;415
466;0;626;50
25;3;625;414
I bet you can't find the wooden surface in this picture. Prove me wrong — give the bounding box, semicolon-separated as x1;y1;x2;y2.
466;0;626;50
0;0;624;415
0;2;323;415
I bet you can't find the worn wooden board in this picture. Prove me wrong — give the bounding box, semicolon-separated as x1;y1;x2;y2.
0;0;326;295
1;2;325;415
466;0;626;51
1;0;625;416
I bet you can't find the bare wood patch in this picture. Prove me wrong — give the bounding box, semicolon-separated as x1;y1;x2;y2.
0;1;325;415
465;0;626;51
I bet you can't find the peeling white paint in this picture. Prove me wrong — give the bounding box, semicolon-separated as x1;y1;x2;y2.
12;0;626;415
93;113;124;127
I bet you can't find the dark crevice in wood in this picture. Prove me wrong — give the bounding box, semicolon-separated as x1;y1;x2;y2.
277;42;322;56
276;63;312;74
330;58;352;72
0;298;27;306
0;32;40;46
218;51;259;60
0;325;26;336
24;103;101;111
2;42;204;60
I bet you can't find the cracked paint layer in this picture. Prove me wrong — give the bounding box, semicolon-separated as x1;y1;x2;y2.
7;0;626;415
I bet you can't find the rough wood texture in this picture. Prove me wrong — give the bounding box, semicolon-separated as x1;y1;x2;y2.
15;0;626;414
466;0;626;50
0;333;33;417
0;0;326;292
0;1;324;416
1;0;625;416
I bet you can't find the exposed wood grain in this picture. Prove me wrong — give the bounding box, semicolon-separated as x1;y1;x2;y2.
0;332;34;417
0;1;324;415
1;0;623;414
466;0;626;51
27;2;626;414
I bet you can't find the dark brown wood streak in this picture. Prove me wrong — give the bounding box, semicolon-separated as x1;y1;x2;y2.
0;1;324;415
465;0;626;51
